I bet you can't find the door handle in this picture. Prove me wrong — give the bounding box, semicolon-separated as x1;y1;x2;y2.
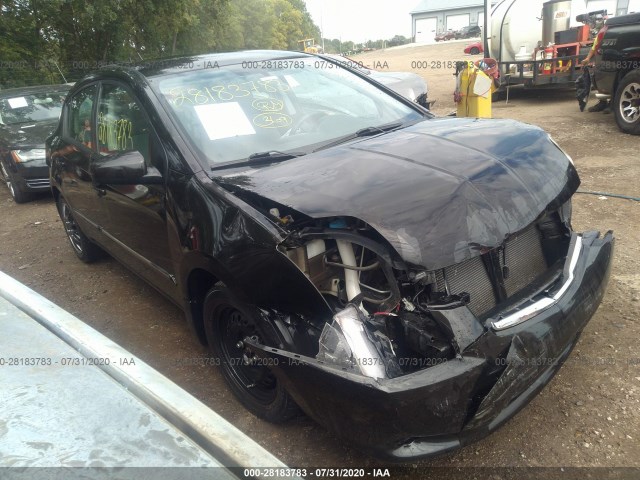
93;186;106;197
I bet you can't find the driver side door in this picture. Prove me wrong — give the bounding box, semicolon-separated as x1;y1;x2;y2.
92;81;177;296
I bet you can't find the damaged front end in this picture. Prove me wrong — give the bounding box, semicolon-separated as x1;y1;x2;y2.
210;119;615;459
236;202;613;460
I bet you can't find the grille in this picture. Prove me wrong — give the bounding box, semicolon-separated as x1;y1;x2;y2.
435;224;548;318
436;255;496;316
25;178;50;188
500;226;547;297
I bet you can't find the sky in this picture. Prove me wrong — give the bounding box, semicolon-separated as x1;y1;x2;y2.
303;0;419;43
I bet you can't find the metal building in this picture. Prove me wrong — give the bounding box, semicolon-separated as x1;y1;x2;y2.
411;0;491;43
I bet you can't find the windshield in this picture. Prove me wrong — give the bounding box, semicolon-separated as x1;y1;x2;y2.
154;57;424;167
0;90;67;125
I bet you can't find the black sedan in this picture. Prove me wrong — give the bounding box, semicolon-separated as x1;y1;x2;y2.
47;51;613;460
0;84;70;202
456;25;482;39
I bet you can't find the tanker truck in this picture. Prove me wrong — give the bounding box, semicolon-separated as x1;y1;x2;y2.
488;0;632;89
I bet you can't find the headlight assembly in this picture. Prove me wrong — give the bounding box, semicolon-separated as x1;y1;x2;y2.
11;149;46;163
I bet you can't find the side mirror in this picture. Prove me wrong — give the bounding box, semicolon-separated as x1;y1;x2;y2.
91;151;146;185
140;166;164;185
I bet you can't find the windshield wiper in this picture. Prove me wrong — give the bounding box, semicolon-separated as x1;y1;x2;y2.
354;122;403;137
210;151;306;171
247;150;305;162
314;122;404;152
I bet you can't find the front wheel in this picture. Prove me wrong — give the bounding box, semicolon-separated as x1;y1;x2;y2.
1;162;29;203
614;70;640;135
203;288;299;423
470;47;480;55
57;196;104;262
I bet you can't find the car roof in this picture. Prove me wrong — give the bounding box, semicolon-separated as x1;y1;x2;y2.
72;51;313;89
128;50;311;78
0;83;72;98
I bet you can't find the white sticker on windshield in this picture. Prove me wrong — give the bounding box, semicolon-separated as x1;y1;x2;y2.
284;75;300;88
194;103;256;140
260;76;278;81
8;97;28;109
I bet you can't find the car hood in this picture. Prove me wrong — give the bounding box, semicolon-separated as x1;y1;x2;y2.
0;119;58;149
219;117;579;270
370;71;428;97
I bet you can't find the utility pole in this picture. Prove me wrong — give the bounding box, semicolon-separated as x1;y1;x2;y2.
483;0;490;57
321;3;325;53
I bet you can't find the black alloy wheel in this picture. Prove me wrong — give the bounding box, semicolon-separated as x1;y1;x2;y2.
57;197;104;262
204;288;299;423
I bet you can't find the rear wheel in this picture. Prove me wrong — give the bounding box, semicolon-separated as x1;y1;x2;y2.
203;288;299;423
614;70;640;135
57;196;104;262
1;162;29;203
470;47;480;55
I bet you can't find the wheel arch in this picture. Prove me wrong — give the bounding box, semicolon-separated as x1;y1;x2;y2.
51;185;60;204
614;67;639;95
185;266;221;345
181;253;256;346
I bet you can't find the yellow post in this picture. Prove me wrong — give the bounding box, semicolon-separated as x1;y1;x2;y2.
456;61;494;118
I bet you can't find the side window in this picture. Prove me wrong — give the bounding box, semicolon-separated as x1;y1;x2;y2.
97;84;154;167
68;85;98;149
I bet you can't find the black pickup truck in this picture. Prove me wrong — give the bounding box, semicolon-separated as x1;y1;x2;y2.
593;12;640;134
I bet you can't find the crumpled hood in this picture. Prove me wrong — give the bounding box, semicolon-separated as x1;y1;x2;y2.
220;117;579;270
0;119;58;149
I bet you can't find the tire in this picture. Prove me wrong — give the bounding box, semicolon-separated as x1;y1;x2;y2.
614;70;640;135
1;162;30;203
470;47;480;55
56;196;104;262
203;288;300;423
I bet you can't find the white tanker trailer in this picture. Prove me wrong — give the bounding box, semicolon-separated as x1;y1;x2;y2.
487;0;630;88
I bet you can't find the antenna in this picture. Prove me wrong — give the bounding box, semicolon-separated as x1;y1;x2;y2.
53;61;68;84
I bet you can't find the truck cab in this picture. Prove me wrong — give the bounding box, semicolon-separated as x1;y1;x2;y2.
593;12;640;134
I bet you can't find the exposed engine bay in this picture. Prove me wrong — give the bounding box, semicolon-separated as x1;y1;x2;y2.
207;116;614;460
233;191;574;381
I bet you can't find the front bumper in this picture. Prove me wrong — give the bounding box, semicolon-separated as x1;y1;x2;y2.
14;162;50;191
249;230;614;460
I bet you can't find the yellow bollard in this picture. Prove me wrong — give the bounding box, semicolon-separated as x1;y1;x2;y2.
456;61;494;118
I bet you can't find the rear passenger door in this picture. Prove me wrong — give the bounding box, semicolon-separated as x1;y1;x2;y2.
54;84;104;237
93;82;176;294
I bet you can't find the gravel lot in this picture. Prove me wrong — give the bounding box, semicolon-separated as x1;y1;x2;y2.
1;40;639;475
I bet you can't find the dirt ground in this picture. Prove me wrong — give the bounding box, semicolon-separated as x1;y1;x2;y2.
1;40;639;475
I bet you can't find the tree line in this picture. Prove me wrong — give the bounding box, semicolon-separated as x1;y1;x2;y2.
0;0;409;89
0;0;320;87
321;35;412;55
